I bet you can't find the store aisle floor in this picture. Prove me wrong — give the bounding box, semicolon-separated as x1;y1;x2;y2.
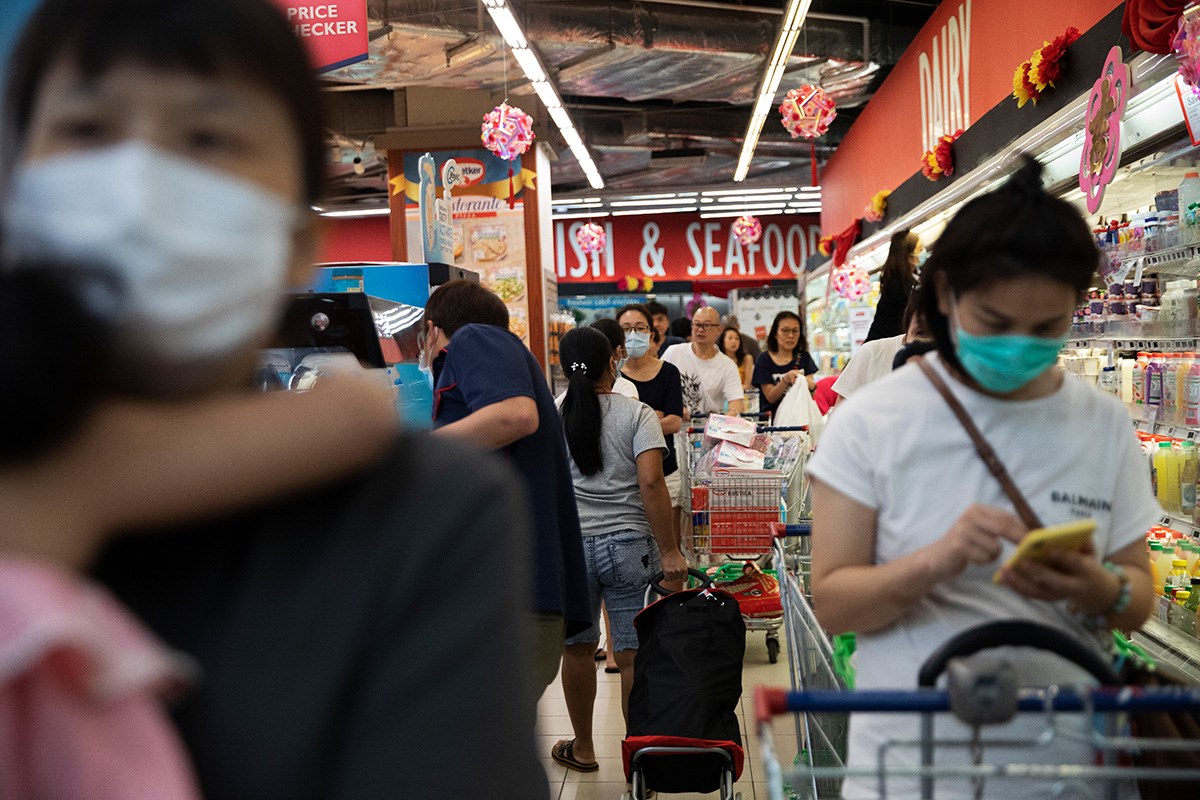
536;634;797;800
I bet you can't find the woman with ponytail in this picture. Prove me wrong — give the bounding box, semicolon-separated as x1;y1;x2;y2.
806;156;1156;799
551;326;688;775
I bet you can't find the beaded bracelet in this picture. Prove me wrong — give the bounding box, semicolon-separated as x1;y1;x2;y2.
1075;561;1131;631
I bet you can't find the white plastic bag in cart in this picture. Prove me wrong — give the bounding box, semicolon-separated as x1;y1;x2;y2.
771;379;824;446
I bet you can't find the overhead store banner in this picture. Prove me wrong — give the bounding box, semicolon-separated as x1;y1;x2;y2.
272;0;368;73
820;0;1122;235
555;214;820;285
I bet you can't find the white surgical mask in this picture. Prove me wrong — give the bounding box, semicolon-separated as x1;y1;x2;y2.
625;331;651;358
3;141;300;393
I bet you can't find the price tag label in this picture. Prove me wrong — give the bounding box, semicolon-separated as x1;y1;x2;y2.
1162;515;1173;527
1188;430;1197;441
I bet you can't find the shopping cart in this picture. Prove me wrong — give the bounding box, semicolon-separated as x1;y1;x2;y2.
755;620;1200;800
685;423;811;663
771;522;850;799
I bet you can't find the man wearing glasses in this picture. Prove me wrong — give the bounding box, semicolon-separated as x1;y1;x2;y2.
661;306;745;418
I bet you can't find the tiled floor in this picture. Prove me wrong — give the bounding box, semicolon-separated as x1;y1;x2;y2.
536;632;798;800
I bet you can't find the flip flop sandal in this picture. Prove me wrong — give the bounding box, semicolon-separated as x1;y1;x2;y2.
594;648;607;661
551;739;599;773
604;666;620;674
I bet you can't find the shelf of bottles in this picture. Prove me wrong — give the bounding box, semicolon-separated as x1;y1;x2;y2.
1136;618;1200;683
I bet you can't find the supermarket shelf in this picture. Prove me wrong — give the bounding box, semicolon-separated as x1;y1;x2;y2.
1131;418;1200;440
1066;335;1200;351
1160;513;1200;536
1133;618;1200;683
1119;241;1200;272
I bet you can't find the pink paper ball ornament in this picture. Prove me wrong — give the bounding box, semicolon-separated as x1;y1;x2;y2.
778;85;837;140
731;215;763;246
481;102;535;208
833;263;870;301
576;222;606;254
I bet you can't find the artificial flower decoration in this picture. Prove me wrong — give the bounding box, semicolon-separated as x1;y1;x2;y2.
1079;47;1130;214
778;85;837;139
817;235;835;257
642;277;654;293
863;189;890;223
1173;9;1200;93
575;221;606;254
1123;0;1192;55
922;130;962;181
731;215;763;246
1013;27;1082;107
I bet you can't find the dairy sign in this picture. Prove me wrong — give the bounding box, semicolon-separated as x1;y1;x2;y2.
272;0;368;73
918;0;971;154
555;213;821;284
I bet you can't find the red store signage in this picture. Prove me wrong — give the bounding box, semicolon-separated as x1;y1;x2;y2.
555;213;820;284
272;0;368;73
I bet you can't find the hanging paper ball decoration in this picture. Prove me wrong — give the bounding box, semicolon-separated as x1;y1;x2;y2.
481;102;535;161
731;215;763;246
832;264;871;301
778;85;837;139
576;221;606;254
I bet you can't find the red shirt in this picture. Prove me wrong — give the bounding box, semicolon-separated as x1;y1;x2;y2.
812;375;840;415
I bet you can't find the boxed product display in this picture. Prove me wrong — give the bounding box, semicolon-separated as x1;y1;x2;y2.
704;414;757;447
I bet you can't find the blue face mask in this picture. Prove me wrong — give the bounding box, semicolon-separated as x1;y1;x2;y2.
952;309;1065;394
915;249;929;269
625;331;651;358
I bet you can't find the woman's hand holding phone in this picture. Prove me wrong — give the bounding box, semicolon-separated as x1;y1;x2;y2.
932;504;1027;580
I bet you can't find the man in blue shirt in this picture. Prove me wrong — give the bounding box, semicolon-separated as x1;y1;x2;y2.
421;280;589;694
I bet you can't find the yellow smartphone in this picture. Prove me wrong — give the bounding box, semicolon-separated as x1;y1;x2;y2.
992;519;1097;584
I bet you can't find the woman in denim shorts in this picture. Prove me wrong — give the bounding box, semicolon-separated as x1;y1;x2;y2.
550;327;688;774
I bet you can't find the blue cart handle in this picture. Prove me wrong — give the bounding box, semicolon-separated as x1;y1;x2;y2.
754;686;1200;722
771;522;812;538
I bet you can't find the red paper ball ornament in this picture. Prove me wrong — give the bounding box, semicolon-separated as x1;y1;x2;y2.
481;102;535;161
576;221;606;254
778;85;837;139
731;215;763;246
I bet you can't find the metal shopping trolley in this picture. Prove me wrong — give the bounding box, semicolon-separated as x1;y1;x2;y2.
770;523;851;799
755;620;1200;800
685;422;811;663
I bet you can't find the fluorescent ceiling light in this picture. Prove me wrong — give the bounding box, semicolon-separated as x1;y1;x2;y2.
560;128;584;148
486;5;526;49
717;193;794;203
552;211;611;220
512;47;545;83
320;208;391;218
612;206;697;217
703;186;797;197
700;208;786;219
611;198;697;207
734;0;815;182
552;197;602;206
797;185;822;192
626;193;678;200
484;0;603;189
531;80;561;110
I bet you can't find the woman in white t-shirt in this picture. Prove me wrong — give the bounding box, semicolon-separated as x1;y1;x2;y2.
806;157;1157;800
551;326;688;775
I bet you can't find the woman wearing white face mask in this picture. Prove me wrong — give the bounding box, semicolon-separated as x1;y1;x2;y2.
617;304;685;568
807;157;1157;800
0;1;549;798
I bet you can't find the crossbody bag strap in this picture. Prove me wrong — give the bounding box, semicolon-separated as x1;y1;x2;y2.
915;356;1045;530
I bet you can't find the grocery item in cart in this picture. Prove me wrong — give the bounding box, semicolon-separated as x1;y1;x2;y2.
704;413;756;446
712;562;782;619
714;440;766;470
